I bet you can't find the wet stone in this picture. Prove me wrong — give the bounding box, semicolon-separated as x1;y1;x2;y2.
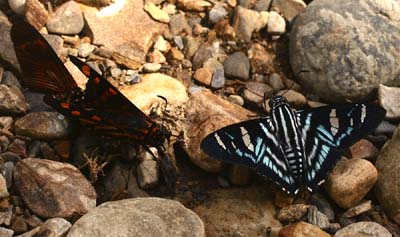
14;112;71;140
224;51;250;80
14;158;96;219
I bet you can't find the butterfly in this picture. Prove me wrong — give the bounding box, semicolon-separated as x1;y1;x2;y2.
11;19;177;190
201;95;385;195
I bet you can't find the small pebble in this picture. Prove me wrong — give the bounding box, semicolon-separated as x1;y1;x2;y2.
78;43;96;58
173;36;184;50
228;95;244;106
211;68;225;89
142;63;161;73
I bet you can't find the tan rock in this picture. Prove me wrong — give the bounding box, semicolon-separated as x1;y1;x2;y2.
279;221;330;237
25;0;48;30
144;2;170;23
148;50;166;64
349;139;379;160
14;158;96;219
232;6;269;42
193;187;281;237
193;68;212;86
178;0;212;11
334;221;391;237
183;90;255;172
271;0;306;22
277;204;309;222
82;0;167;64
325;158;377;209
378;84;400;120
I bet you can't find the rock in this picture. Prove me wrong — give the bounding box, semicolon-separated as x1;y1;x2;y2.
46;1;84;35
1;161;14;189
349;139;379;160
375;120;397;136
14;158;96;218
267;11;286;35
178;0;212;11
342;200;372;218
0;16;19;74
277;204;309;222
83;0;166;64
25;0;48;30
42;34;64;58
0;227;13;237
0;174;9;198
148;49;166;64
169;13;191;35
247;43;275;74
168;47;184;60
279;221;330;237
142;62;161;72
144;2;170;23
378;84;400;120
334;221;391;237
2;71;21;88
18;218;71;237
153;35;171;53
268;73;285;92
10;216;27;234
309;193;335;221
184;36;201;59
0;207;12;226
8;0;25;15
23;214;42;229
232;6;269;42
7;138;27;158
375;125;400;224
271;0;306;22
243;81;273;105
173;36;184;50
14;112;71;140
77;43;95;58
227;165;252;185
228;95;244;106
67;198;205;237
307;206;330;230
0;85;28;115
193;187;281;237
208;3;227;24
192;45;214;70
137;148;159;189
210;68;225;89
224;51;250;80
194;67;212;86
184;89;255;172
325;158;377;209
277;89;307;108
290;0;400;103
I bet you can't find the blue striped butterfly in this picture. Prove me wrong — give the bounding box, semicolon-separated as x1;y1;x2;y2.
201;95;385;195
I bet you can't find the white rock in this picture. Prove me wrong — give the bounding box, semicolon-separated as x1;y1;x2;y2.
267;11;286;34
8;0;25;15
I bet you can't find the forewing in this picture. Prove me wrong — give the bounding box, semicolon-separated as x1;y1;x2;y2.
201;118;298;194
297;104;386;191
11;19;77;93
69;56;158;140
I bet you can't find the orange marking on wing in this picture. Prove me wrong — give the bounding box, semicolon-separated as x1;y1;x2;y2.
90;115;102;122
82;65;91;76
108;88;117;95
60;103;70;109
34;39;46;47
94;77;100;84
71;110;81;116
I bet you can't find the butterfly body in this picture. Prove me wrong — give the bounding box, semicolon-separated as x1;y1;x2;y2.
201;95;385;195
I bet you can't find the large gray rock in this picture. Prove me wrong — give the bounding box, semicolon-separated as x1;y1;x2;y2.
290;0;400;103
375;125;400;224
67;198;205;237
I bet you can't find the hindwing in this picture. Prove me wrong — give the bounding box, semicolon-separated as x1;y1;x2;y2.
296;104;385;191
201;118;298;194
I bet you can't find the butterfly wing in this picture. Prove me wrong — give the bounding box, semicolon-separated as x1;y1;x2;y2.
296;104;386;191
69;56;161;143
11;19;77;93
201;118;298;194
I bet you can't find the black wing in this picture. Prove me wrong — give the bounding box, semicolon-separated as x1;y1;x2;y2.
296;104;386;191
201;118;298;194
11;19;77;93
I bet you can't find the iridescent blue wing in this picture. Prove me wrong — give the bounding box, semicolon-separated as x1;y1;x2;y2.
201;118;298;194
296;104;385;192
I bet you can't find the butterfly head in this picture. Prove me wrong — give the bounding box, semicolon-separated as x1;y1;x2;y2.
268;95;288;108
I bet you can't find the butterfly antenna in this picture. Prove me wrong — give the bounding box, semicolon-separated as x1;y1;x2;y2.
157;95;169;133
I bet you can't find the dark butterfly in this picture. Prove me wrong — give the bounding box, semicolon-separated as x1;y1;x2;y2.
11;19;177;190
201;95;385;195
